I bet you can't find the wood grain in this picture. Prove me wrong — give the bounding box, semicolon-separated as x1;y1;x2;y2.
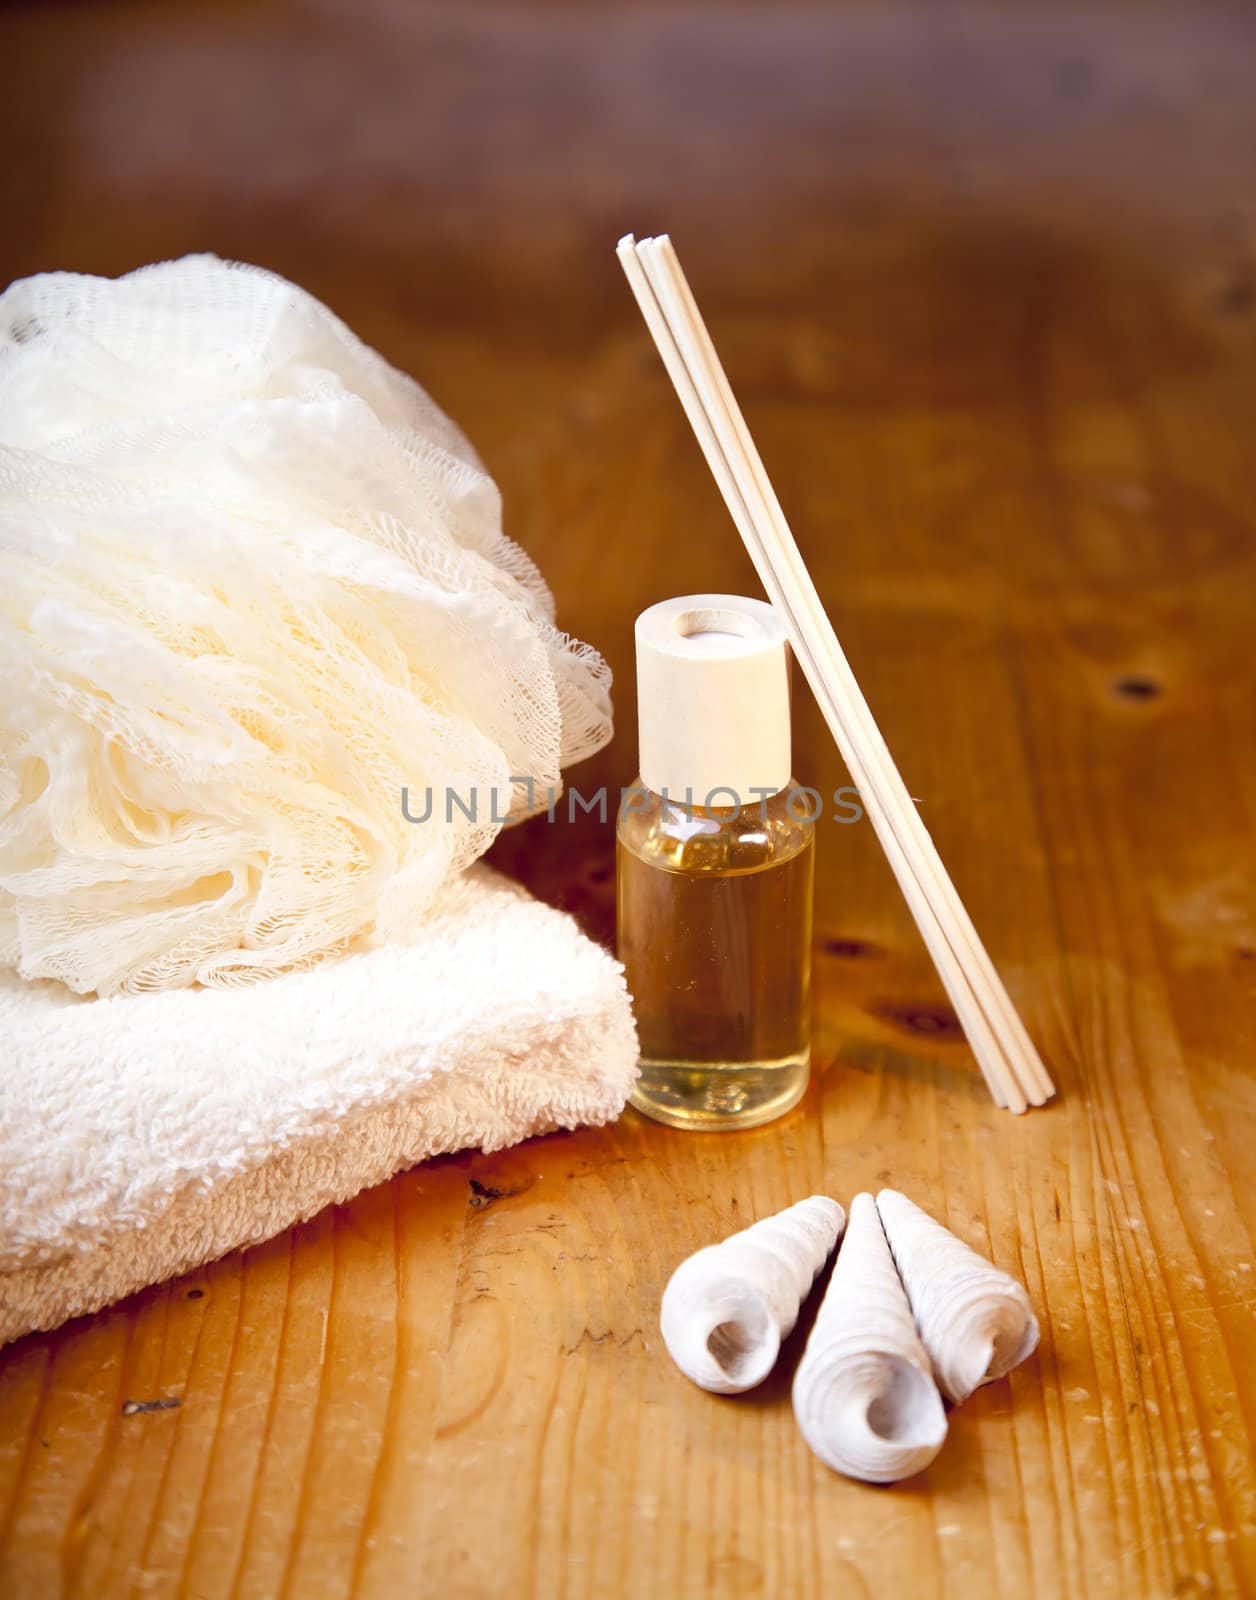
2;0;1255;1595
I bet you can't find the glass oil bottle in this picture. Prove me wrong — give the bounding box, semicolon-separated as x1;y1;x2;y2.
616;594;815;1130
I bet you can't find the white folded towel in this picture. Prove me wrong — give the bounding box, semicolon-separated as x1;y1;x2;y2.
0;863;638;1346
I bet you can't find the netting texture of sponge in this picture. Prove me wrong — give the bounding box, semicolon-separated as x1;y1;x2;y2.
0;256;613;995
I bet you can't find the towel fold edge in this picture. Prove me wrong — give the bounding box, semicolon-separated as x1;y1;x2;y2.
0;970;639;1346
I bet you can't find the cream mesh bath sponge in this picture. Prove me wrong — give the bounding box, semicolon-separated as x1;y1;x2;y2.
0;255;613;995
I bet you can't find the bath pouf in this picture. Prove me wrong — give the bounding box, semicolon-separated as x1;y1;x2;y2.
0;255;613;994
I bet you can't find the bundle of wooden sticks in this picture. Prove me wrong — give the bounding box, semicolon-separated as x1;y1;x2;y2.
617;234;1055;1113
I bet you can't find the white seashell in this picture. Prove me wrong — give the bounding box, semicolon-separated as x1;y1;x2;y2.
792;1192;947;1483
876;1189;1040;1404
660;1196;845;1394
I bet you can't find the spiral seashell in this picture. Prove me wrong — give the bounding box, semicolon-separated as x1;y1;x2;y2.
660;1196;845;1394
876;1189;1040;1404
792;1192;947;1483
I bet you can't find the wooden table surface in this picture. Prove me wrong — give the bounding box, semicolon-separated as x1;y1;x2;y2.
3;1;1255;1595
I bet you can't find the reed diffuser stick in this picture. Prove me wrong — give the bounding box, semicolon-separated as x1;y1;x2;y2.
617;233;1054;1112
645;237;1053;1106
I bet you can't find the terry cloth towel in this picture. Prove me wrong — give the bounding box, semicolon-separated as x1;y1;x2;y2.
0;864;638;1346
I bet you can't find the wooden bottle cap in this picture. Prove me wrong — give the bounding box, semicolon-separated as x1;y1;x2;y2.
634;593;791;805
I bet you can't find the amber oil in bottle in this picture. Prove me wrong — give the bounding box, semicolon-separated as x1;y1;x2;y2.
616;595;815;1130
